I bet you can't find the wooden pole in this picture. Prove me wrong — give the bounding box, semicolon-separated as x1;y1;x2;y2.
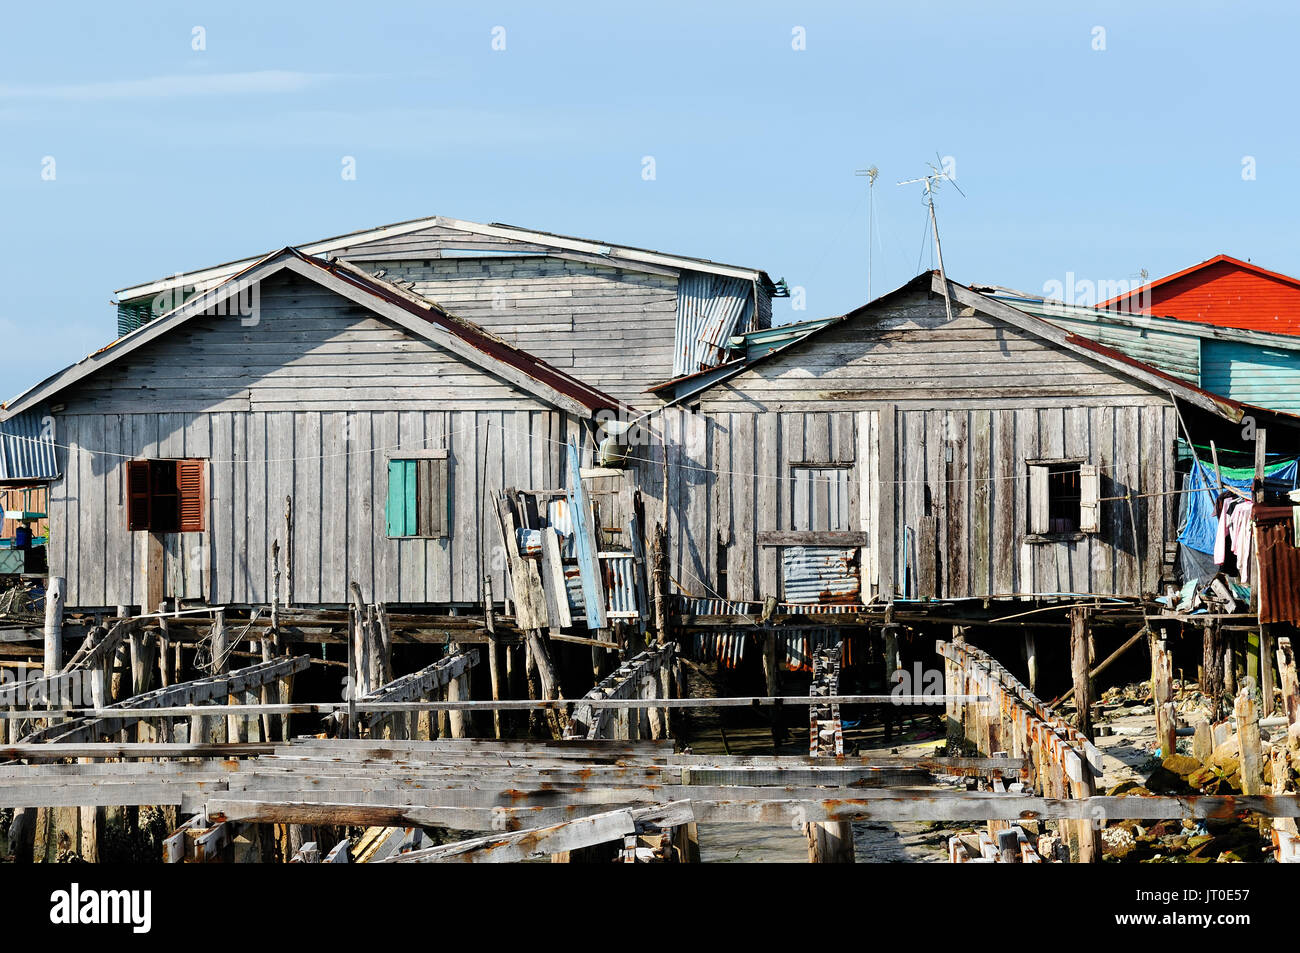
1152;638;1176;758
157;601;171;689
270;539;281;652
1235;676;1263;796
1022;630;1038;696
1261;624;1275;717
42;576;65;678
283;496;293;606
1202;620;1224;721
1070;607;1092;741
484;575;502;740
652;522;670;644
211;608;235;744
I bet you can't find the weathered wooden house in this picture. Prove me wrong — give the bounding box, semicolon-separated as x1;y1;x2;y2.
0;248;634;611
640;272;1300;608
112;216;784;406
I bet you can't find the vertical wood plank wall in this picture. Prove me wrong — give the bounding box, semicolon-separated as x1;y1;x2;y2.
46;409;576;609
668;401;1178;602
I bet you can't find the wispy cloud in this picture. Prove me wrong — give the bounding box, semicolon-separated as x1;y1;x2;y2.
0;70;334;102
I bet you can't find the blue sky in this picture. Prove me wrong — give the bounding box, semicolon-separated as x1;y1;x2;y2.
3;1;1298;392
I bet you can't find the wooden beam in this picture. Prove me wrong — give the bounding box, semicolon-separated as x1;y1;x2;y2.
383;801;695;863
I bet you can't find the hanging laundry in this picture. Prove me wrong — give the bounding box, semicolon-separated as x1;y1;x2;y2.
1214;498;1255;584
1179;458;1296;555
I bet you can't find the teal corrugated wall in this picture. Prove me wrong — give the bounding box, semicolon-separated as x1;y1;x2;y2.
1201;340;1300;412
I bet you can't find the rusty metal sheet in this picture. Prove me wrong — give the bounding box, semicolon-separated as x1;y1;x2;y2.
780;546;861;605
601;552;640;620
1256;515;1300;624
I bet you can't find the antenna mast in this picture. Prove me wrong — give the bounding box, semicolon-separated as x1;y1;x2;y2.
898;162;963;323
854;165;879;299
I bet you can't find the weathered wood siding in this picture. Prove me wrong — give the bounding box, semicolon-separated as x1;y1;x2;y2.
356;256;679;405
45;272;589;609
656;288;1182;601
884;403;1178;598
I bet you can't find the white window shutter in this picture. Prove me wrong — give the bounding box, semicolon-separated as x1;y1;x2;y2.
1079;463;1100;533
1029;465;1050;534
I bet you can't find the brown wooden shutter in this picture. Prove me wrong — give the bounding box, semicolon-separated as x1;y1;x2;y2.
127;460;151;531
177;460;205;532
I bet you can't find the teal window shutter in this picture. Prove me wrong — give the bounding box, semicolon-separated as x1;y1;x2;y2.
387;460;418;537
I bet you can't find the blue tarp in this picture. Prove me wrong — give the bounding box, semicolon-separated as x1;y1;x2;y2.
1177;458;1297;555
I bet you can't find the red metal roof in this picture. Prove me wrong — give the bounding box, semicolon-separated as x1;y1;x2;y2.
1099;254;1300;335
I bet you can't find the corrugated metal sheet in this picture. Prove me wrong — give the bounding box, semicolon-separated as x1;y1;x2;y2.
731;316;839;360
1047;315;1200;382
1202;340;1300;412
601;552;640;619
674;271;754;377
1256;512;1300;625
780;546;861;604
690;631;747;668
0;411;59;483
546;499;576;559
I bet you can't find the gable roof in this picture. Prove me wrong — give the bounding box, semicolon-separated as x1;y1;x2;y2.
669;271;1278;423
1099;254;1300;311
113;215;776;303
2;248;629;421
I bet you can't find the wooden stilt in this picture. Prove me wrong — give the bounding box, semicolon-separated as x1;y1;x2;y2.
1261;624;1275;717
1070;607;1093;741
484;576;503;740
1022;630;1038;696
1235;676;1263;796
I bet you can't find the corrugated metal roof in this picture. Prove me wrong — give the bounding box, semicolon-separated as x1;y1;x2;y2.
0;411;59;483
115;214;777;302
674;271;754;377
1009;303;1202;382
994;295;1300;408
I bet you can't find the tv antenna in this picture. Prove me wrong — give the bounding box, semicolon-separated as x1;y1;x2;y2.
898;158;964;322
854;165;879;299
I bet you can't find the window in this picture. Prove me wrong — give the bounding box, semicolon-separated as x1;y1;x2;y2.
791;465;851;532
1028;460;1099;535
126;459;205;532
386;451;449;538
